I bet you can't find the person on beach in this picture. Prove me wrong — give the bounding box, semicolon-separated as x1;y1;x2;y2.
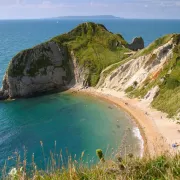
172;142;180;148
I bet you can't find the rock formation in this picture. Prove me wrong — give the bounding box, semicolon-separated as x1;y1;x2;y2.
0;22;179;117
0;42;73;99
99;38;173;91
128;37;144;51
0;22;134;99
99;34;180;117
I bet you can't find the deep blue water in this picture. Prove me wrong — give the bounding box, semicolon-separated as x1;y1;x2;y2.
0;19;180;84
0;19;180;170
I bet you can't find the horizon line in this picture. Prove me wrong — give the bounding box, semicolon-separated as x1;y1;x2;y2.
0;17;180;20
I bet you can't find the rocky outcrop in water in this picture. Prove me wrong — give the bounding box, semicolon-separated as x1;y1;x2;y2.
128;37;144;51
0;42;75;99
0;22;133;99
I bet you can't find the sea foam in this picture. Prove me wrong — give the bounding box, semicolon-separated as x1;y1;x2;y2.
133;127;144;157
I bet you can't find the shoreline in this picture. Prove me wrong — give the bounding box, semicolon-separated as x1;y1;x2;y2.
132;126;144;157
67;87;180;156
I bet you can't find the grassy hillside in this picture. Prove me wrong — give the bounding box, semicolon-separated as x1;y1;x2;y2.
4;150;180;180
136;34;173;57
52;22;131;86
126;34;180;117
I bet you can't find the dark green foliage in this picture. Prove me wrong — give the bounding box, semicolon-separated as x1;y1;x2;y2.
27;55;52;77
137;34;173;57
51;22;130;86
166;78;180;89
133;81;138;87
52;34;71;46
125;86;134;93
127;35;180;117
173;34;180;45
96;149;105;162
8;43;54;77
60;46;73;83
8;49;31;77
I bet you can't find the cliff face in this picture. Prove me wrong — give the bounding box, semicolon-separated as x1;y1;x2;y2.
100;38;173;91
0;22;138;99
0;22;179;117
99;34;180;117
0;42;75;99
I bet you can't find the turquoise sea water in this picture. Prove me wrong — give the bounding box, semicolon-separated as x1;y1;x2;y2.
0;92;140;169
0;19;180;169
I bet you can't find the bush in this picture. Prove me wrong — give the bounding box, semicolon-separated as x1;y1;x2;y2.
96;149;105;162
166;78;180;89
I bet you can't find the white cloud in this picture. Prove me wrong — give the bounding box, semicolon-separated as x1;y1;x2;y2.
0;0;179;19
0;0;76;9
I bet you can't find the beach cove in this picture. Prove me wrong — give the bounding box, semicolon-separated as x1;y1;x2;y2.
69;87;180;156
0;91;142;168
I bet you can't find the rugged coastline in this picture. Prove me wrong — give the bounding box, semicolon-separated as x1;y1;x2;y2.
0;22;180;157
0;22;144;99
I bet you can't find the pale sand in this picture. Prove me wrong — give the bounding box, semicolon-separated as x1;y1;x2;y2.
68;87;180;156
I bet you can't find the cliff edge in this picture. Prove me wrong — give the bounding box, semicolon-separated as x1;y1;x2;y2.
0;22;142;99
99;34;180;117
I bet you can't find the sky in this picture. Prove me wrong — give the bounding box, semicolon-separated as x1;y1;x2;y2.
0;0;180;19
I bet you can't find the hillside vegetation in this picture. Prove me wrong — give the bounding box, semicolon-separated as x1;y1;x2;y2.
52;22;131;86
4;149;180;180
124;34;180;117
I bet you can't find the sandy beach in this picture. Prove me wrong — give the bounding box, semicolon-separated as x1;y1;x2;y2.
69;87;180;156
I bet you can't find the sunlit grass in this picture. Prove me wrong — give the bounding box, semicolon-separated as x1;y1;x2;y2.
2;138;180;180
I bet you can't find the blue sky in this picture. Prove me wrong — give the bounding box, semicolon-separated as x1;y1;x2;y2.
0;0;180;19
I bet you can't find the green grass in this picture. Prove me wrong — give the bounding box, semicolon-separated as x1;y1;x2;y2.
27;54;52;77
152;86;180;117
97;55;133;87
3;147;180;180
125;34;180;117
136;34;174;57
52;22;131;86
7;22;132;86
8;50;28;77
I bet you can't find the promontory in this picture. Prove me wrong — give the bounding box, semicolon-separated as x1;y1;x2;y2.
0;22;180;119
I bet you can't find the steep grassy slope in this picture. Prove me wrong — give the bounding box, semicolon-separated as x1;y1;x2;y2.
52;22;131;86
135;34;174;57
5;151;180;180
126;34;180;117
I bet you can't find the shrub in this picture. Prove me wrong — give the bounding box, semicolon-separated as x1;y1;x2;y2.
96;149;105;162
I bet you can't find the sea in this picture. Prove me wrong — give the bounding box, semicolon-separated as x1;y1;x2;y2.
0;19;180;170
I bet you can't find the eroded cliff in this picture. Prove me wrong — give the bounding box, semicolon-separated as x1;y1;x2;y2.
0;22;141;99
99;34;180;117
